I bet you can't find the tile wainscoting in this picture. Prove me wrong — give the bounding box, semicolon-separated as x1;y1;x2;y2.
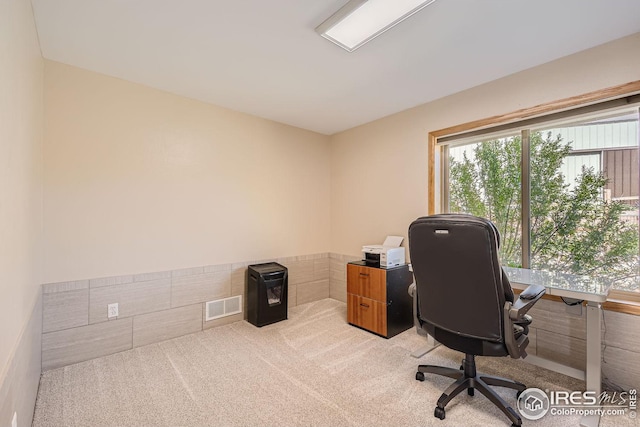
42;253;335;371
40;252;640;391
328;253;360;303
0;293;42;427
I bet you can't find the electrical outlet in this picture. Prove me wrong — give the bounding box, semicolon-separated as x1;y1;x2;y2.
108;303;119;318
12;412;17;427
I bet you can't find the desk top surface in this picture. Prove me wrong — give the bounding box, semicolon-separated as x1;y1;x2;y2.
503;266;610;302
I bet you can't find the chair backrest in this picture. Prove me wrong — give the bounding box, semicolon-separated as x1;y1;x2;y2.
408;214;511;345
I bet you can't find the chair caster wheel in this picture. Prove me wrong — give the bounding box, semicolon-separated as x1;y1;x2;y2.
415;372;425;381
434;406;446;420
468;388;474;396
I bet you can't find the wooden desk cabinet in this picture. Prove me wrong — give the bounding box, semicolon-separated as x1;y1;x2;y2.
346;261;413;338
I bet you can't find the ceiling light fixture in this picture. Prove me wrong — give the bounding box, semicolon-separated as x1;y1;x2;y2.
315;0;437;52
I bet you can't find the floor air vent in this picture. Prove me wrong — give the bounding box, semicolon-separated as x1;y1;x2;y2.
206;295;242;321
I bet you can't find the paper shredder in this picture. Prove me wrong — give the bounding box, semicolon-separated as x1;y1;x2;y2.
247;262;288;327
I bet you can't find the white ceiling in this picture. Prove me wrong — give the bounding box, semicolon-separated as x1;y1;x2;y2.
31;0;640;135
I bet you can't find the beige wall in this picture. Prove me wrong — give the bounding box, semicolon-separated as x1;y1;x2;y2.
0;0;43;391
330;32;640;257
0;0;44;425
44;61;331;283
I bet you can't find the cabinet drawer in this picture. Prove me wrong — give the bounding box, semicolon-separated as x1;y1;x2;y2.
347;294;386;336
346;264;386;302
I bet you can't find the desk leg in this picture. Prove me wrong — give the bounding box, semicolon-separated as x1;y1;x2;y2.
581;301;602;427
411;334;439;358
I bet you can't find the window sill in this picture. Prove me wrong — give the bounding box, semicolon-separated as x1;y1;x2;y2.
603;299;640;316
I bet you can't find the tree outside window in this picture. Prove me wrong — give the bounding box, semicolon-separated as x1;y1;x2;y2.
447;114;639;292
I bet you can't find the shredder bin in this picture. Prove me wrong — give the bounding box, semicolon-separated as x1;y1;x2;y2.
247;262;288;327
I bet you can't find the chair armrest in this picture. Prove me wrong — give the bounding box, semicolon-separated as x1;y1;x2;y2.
508;284;546;320
503;284;546;358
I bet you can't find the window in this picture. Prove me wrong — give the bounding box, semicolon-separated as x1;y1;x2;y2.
448;133;522;268
438;105;640;295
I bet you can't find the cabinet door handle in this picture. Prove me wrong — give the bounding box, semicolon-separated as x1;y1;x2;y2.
359;273;369;277
360;303;369;308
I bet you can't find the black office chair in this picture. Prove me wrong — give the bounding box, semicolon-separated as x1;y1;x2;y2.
408;214;545;427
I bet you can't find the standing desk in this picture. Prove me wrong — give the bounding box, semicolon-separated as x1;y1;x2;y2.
503;267;610;427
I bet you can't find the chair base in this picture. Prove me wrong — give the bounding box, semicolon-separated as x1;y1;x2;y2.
416;354;526;426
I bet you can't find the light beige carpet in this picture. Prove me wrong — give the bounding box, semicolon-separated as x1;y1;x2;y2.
32;299;636;427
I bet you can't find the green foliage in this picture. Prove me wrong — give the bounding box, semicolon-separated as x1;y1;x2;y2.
449;131;639;282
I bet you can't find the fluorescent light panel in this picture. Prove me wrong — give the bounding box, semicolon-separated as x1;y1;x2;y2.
316;0;437;52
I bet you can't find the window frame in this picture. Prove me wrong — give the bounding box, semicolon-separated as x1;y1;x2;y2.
427;80;640;308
